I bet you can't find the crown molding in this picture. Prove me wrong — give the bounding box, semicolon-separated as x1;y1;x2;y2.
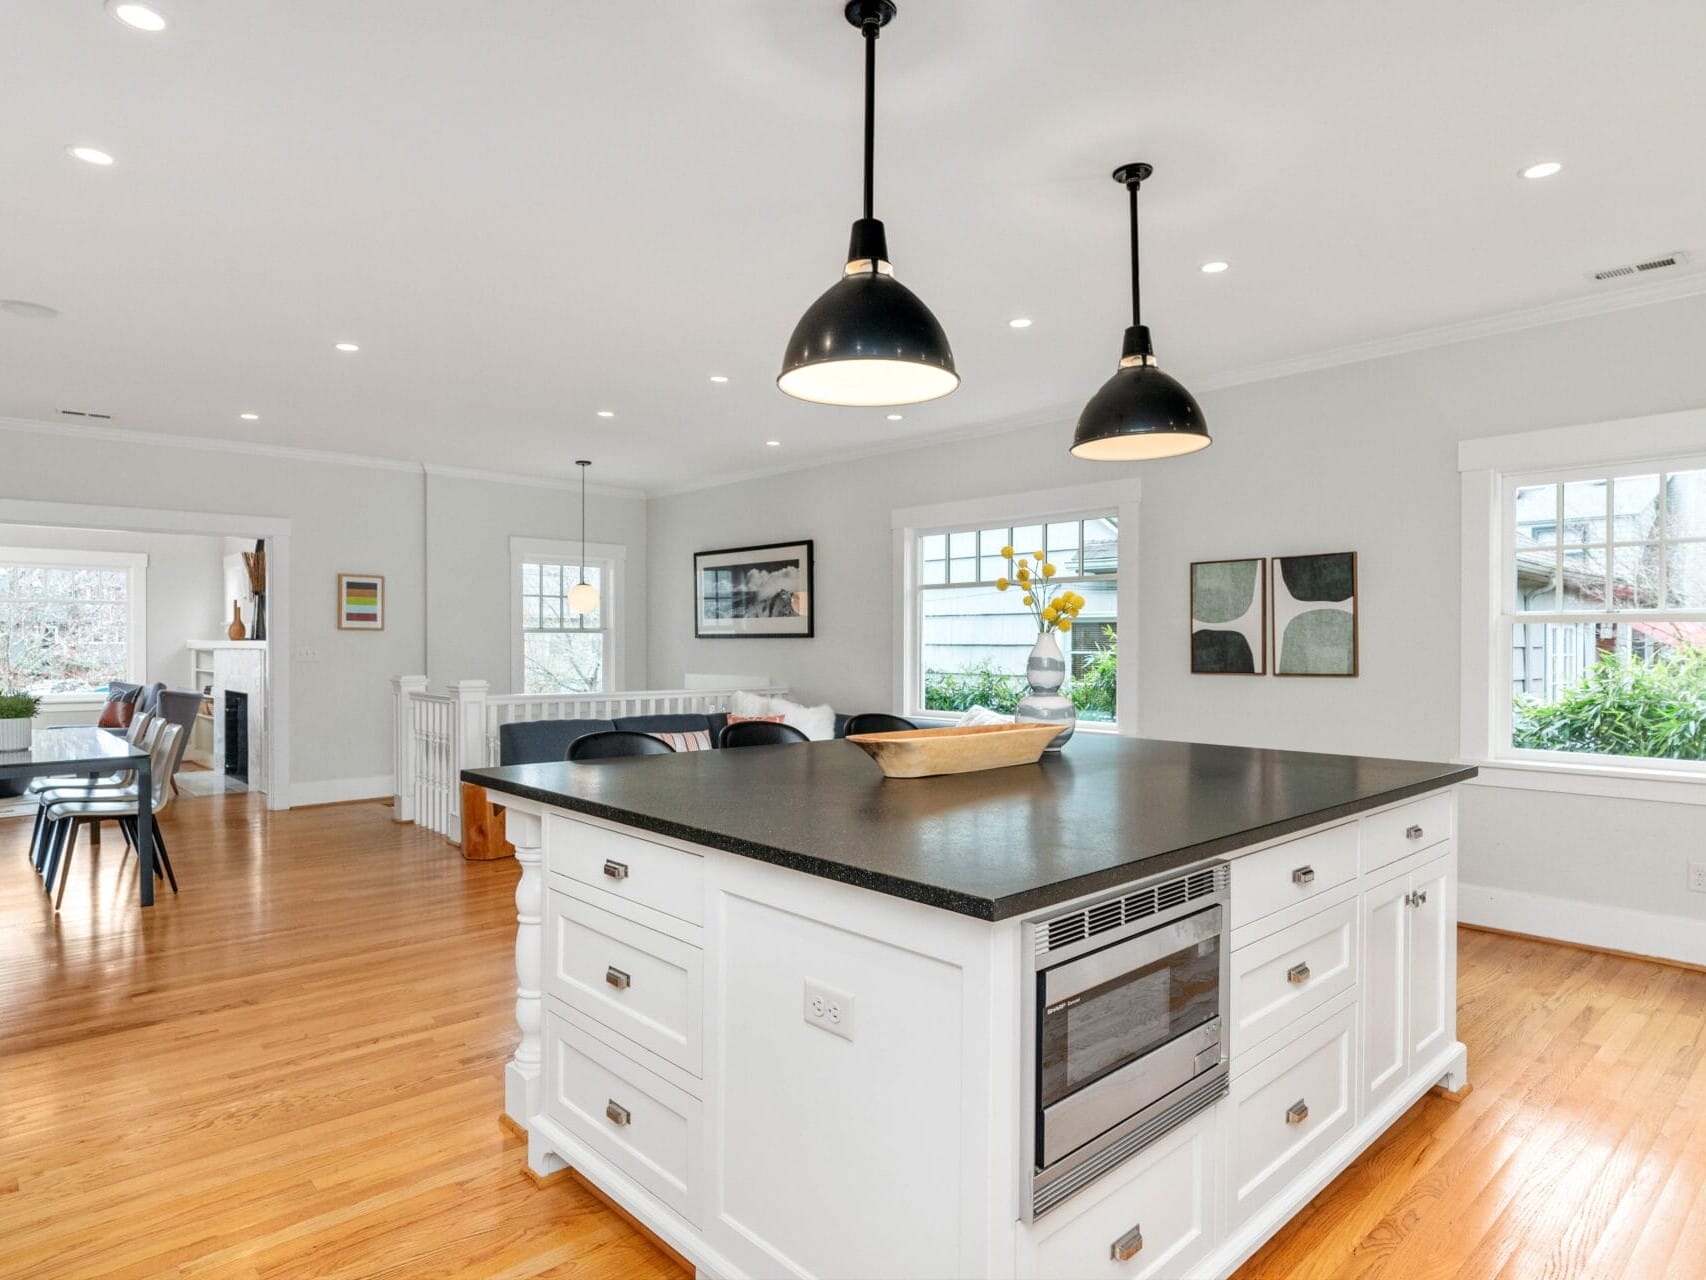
1191;269;1706;393
421;462;645;500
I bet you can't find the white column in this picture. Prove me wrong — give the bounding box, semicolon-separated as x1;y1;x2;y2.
448;679;489;843
391;675;428;822
504;807;546;1133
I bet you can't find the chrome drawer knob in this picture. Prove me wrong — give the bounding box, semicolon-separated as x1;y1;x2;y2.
1286;1098;1309;1126
1292;865;1315;887
605;965;631;991
1110;1224;1144;1262
602;859;630;881
1287;961;1311;985
1405;824;1424;840
605;1099;631;1127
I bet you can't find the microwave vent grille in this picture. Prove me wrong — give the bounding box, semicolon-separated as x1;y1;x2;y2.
1036;863;1226;956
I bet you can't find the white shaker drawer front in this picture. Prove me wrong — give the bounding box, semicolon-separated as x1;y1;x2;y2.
1362;791;1452;873
1028;1106;1216;1280
1230;822;1358;931
1227;1001;1356;1230
547;890;702;1077
544;1007;701;1225
547;813;703;926
1231;897;1357;1065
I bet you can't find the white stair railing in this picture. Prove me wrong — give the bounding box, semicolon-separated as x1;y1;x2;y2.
393;678;787;843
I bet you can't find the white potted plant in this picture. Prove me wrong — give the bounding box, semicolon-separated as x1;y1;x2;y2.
0;691;40;752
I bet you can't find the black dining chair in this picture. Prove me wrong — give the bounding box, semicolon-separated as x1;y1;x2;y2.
717;720;810;749
843;713;918;736
567;730;677;761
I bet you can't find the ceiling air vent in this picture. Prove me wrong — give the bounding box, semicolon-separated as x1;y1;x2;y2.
59;409;113;420
1591;250;1688;282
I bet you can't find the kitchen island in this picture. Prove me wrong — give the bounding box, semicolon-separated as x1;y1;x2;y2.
469;736;1475;1279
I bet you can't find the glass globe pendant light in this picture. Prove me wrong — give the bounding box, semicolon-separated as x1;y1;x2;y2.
1071;163;1210;461
568;459;599;615
777;1;958;407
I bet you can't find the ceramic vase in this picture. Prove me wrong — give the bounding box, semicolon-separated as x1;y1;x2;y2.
228;601;246;641
1015;631;1075;751
0;716;31;752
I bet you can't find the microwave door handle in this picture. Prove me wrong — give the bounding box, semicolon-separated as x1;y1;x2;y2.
1043;904;1224;1005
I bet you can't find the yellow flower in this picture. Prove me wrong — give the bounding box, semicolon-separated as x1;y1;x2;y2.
995;577;1009;591
1033;550;1045;561
1000;544;1014;559
1043;605;1059;621
1057;616;1073;632
1022;594;1034;606
1017;566;1031;582
1042;563;1056;578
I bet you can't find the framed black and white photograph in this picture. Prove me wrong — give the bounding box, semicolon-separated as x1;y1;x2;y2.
694;540;814;638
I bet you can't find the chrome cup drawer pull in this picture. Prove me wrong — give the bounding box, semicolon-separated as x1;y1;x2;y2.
1291;865;1315;887
605;1099;631;1127
1286;1098;1309;1126
1109;1224;1144;1262
602;859;630;881
1405;824;1424;840
1287;961;1311;985
605;966;631;991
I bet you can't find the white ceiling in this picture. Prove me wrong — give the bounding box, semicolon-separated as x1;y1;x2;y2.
3;0;1705;493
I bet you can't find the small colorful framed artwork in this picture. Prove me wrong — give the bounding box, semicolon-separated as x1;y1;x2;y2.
337;574;385;630
1190;558;1267;674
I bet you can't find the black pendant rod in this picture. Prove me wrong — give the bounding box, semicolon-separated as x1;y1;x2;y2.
576;460;590;585
1127;179;1142;327
861;17;878;221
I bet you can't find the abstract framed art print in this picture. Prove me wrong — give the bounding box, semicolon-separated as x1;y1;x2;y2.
1190;558;1267;674
337;573;385;630
1272;552;1358;676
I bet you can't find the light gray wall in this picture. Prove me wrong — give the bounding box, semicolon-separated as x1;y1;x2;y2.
0;522;227;687
423;471;649;692
648;292;1706;930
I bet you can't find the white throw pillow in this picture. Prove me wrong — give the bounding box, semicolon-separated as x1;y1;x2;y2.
959;704;1013;726
728;690;836;741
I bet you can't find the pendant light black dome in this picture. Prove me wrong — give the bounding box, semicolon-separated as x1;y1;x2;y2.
1071;163;1210;461
777;1;958;408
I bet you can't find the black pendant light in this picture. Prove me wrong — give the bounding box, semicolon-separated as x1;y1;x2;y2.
568;460;599;615
777;0;958;407
1071;163;1210;461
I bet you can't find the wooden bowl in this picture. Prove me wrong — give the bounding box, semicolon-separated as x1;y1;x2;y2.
845;723;1064;778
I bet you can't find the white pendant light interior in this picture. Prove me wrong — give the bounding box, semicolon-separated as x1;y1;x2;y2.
571;459;599;615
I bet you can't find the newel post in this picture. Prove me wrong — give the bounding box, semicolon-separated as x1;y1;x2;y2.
391;675;428;822
505;806;546;1133
448;679;489;842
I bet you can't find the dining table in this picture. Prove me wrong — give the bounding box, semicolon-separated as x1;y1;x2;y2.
1;725;156;906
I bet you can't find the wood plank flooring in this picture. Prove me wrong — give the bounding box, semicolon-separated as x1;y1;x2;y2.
4;794;1702;1278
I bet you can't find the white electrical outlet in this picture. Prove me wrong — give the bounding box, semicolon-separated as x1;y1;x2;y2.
803;979;855;1042
1689;862;1706;893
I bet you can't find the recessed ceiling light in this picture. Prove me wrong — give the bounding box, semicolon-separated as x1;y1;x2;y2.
596;410;615;418
887;413;903;421
107;2;167;32
709;375;729;383
765;440;781;447
239;413;259;421
0;299;59;320
1200;261;1230;274
67;145;115;166
1521;161;1563;180
334;342;359;352
1008;317;1033;329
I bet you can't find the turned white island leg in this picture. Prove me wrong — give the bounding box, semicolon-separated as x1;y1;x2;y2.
502;808;566;1178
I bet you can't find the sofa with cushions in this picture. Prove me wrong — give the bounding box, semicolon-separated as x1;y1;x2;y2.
497;710;852;766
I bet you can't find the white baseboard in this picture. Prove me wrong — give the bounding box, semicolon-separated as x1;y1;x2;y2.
287;774;394;808
1459;881;1706;968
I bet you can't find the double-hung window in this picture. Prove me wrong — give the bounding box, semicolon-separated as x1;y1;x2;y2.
0;548;147;699
1498;460;1706;768
912;514;1121;725
510;537;624;695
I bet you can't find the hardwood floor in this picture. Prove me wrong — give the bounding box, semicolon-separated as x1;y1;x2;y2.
5;795;1703;1279
0;794;687;1280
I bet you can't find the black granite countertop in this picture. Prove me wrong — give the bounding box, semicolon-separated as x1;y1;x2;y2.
465;736;1475;921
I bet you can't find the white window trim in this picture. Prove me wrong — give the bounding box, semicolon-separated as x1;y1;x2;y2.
892;478;1141;736
508;536;626;695
0;545;148;702
1459;406;1706;802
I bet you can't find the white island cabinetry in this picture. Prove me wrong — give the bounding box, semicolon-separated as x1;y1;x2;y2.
498;784;1467;1280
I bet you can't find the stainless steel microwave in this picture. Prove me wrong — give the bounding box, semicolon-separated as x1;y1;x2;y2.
1025;860;1231;1219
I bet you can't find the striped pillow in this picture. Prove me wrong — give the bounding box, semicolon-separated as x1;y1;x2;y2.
649;729;713;752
